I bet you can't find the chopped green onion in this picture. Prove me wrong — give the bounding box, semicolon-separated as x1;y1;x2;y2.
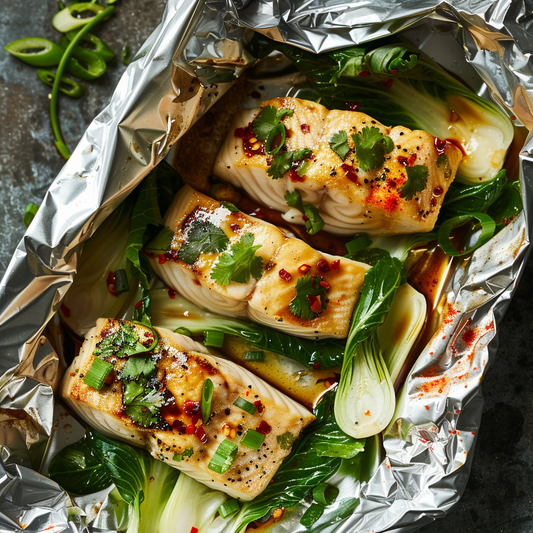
233;396;256;415
240;429;265;450
218;499;240;519
312;483;339;505
23;203;39;228
84;358;113;390
265;122;286;155
300;504;324;527
173;448;193;462
204;330;224;348
201;378;214;423
52;3;106;33
244;351;265;362
175;327;192;337
437;213;495;257
114;269;129;294
121;45;133;66
296;159;309;177
208;439;238;474
346;235;373;255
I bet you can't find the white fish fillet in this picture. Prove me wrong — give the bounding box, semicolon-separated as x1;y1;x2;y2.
150;186;369;339
213;97;463;236
61;318;315;501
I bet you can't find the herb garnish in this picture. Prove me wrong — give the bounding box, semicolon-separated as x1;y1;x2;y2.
399;165;429;200
173;448;194;462
93;322;156;359
352;126;394;172
211;233;263;286
329;130;350;160
252;105;294;142
121;356;156;380
284;190;324;235
124;389;164;428
289;275;329;320
144;226;174;254
178;219;230;265
268;148;312;180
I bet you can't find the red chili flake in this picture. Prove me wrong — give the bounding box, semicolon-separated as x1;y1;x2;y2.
407;153;417;166
70;372;76;377
510;116;516;121
289;169;305;182
330;259;340;270
455;409;461;414
168;288;176;299
301;123;310;134
183;400;201;416
381;78;393;89
397;156;408;166
186;424;195;435
316;259;330;272
358;71;369;76
364;409;371;416
319;280;330;290
158;254;167;265
195;426;208;443
279;269;292;281
308;295;321;313
433;186;443;196
266;155;273;165
430;197;438;207
313;362;321;370
135;300;143;309
254;400;265;414
190;528;199;533
307;294;317;307
391;69;398;75
256;420;272;435
434;137;447;155
298;264;311;274
425;405;430;410
230;223;240;232
60;302;71;318
340;163;358;184
191;414;200;425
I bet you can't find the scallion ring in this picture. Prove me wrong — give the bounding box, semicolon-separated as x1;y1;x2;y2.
218;499;240;519
233;396;256;415
84;358;113;390
208;439;238;475
240;429;265;450
204;330;224;348
52;2;106;33
437;213;495;257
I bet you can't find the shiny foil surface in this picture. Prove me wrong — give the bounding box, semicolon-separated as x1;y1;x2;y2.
0;1;532;532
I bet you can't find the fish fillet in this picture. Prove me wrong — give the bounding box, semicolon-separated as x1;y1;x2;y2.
61;318;314;500
213;96;462;235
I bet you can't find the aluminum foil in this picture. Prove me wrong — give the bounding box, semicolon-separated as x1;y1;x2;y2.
0;0;532;532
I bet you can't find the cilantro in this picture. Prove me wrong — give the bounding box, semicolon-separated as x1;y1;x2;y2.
124;389;164;428
289;275;329;320
211;233;263;286
399;165;429;200
173;448;194;462
221;201;240;213
284;190;324;235
121;356;156;380
329;130;350;160
93;322;154;359
143;226;174;254
351;126;394;172
277;431;297;450
267;148;312;180
122;380;145;405
252;105;294;142
178;219;230;265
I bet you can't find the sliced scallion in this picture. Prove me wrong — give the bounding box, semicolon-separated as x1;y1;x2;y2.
114;269;129;294
173;448;193;462
244;351;265;362
218;499;240;519
201;378;214;424
84;358;113;390
208;439;238;475
240;429;265;450
312;483;339;506
204;330;224;348
300;504;324;527
233;396;256;415
346;235;372;255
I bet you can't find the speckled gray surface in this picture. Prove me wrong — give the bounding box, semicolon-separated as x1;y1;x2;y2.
1;1;531;532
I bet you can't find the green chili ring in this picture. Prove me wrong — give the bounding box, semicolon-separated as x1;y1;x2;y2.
52;2;106;33
66;30;115;62
38;70;86;98
5;38;65;67
437;213;496;257
59;37;107;80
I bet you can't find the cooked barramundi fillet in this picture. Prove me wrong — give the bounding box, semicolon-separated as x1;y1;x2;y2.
150;185;369;338
213;96;462;236
61;318;314;501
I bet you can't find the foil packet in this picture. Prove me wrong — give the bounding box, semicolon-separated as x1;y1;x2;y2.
0;1;532;532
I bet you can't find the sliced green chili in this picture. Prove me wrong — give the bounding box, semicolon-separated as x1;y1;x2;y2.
37;70;86;98
66;30;115;62
59;36;107;80
52;3;106;33
51;5;115;159
121;45;133;66
437;213;495;257
5;38;65;67
24;203;40;228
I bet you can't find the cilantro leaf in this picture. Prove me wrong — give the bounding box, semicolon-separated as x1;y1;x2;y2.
121;356;156;380
399;165;429;200
221;201;240;213
178;219;230;265
173;448;194;462
93;322;154;359
144;226;174;254
267;148;312;180
329;130;350;160
285;190;324;235
351;126;394;172
124;389;164;428
252;105;294;142
210;233;263;286
289;275;329;321
122;380;145;404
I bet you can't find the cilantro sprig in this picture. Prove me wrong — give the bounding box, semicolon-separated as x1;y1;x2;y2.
289;275;329;320
93;322;157;359
268;148;312;180
121;356;156;380
252;105;294;142
352;126;394;172
399;165;429;200
124;389;164;428
211;233;263;286
178;219;230;265
329;130;350;160
285;190;324;235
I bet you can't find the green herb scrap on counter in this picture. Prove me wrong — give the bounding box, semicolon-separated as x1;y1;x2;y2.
5;1;132;160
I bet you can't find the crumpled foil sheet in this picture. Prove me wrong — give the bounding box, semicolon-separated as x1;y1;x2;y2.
0;0;532;532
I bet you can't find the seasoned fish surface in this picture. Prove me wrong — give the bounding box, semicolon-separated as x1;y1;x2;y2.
214;97;462;235
61;318;314;500
150;186;369;338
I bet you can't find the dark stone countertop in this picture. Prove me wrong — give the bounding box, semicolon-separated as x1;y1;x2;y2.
1;1;531;532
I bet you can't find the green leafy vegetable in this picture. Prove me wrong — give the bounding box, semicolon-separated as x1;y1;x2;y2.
487;180;523;231
300;504;324;527
252;105;294;142
285;189;325;235
172;448;194;462
289;275;329;320
437;213;495;257
178;219;229;265
144;226;174;254
121;355;156;380
267;148;312;180
346;235;372;256
352;126;394;172
210;233;263;285
312;483;339;505
329;130;350;160
399;165;429;200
